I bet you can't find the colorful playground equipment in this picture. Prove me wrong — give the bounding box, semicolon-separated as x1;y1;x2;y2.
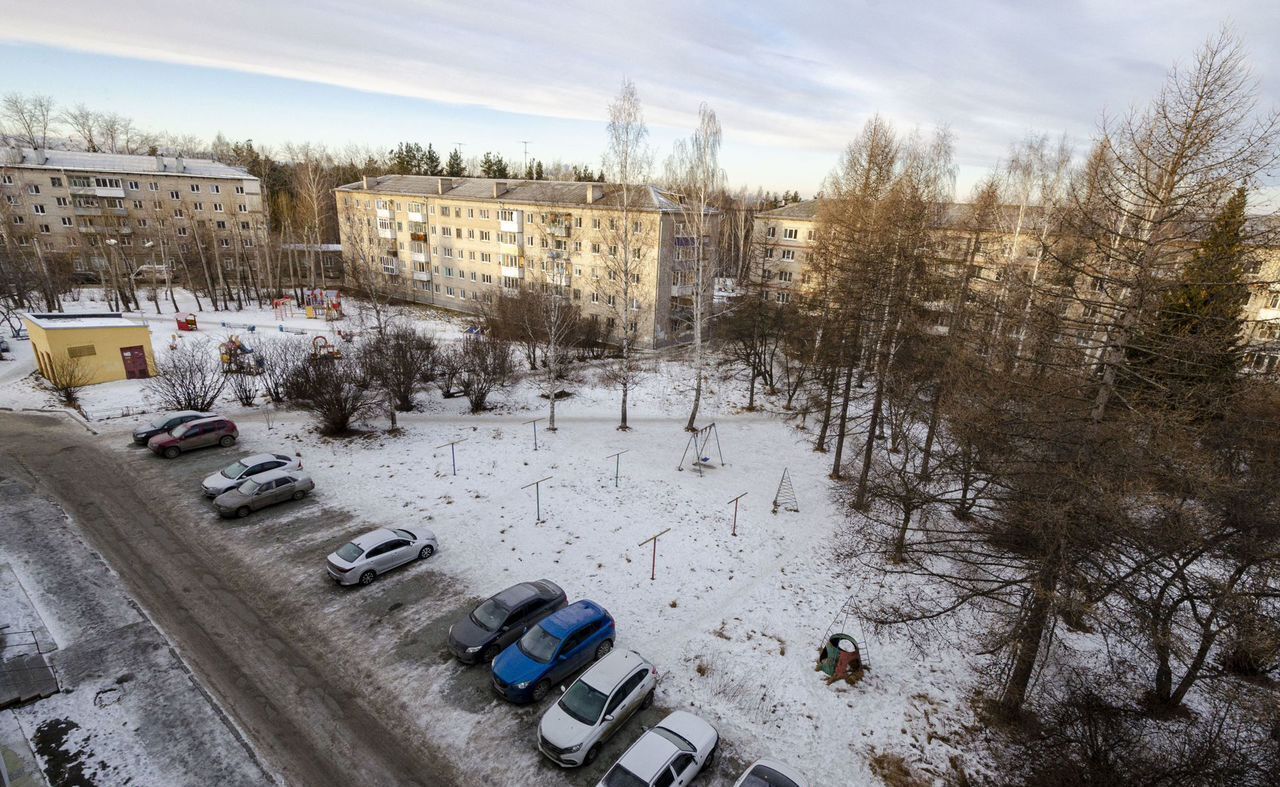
175;312;198;331
272;297;295;321
302;289;343;321
220;335;264;374
311;334;342;360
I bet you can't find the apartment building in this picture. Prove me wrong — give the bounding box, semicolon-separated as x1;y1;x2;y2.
335;175;717;348
0;147;264;276
752;200;821;303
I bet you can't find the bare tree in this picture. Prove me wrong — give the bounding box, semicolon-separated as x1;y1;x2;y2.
2;93;55;149
60;103;101;152
524;267;581;430
146;338;227;411
285;355;378;435
362;325;439;417
600;78;654;430
255;335;309;403
43;354;91;407
665;104;723;431
458;335;515;413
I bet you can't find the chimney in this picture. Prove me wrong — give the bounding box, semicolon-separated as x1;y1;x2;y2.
492;181;508;198
155;155;166;172
437;177;452;194
175;156;185;173
586;183;603;204
34;148;48;165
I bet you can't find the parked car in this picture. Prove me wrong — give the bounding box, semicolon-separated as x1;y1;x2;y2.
596;711;719;787
491;600;615;704
448;580;567;664
538;649;657;767
732;760;810;787
132;410;214;445
147;416;237;458
202;452;303;497
326;527;438;586
213;469;314;518
0;337;10;354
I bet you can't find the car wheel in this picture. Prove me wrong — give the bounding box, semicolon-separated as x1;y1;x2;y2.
482;644;500;663
418;544;435;560
219;435;235;447
359;570;376;586
595;639;613;661
641;688;655;709
235;506;250;518
532;680;551;702
163;446;180;459
292;490;306;500
584;743;601;766
704;740;718;769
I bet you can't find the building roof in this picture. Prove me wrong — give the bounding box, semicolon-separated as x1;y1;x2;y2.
1;147;256;181
22;312;148;330
758;199;820;220
336;175;688;213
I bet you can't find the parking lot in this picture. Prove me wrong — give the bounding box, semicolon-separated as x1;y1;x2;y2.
3;411;752;785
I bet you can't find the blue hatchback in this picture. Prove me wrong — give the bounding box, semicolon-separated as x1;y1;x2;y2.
491;599;616;704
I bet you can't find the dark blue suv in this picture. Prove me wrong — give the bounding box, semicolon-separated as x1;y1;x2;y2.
491;600;615;703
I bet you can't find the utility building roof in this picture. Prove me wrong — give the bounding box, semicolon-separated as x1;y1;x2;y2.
1;147;256;181
23;312;147;330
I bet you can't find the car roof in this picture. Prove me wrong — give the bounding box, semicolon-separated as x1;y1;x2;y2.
618;729;678;777
351;528;397;549
492;582;540;609
166;410;209;419
187;415;228;427
581;649;649;692
541;600;607;638
237;453;284;465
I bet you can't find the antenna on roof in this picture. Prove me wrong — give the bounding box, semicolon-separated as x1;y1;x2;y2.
520;140;531;174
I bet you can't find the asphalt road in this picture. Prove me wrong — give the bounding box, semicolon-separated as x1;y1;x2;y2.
0;412;460;787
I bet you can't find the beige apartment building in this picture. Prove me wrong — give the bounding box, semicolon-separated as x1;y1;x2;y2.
335;175;716;348
0;147;264;276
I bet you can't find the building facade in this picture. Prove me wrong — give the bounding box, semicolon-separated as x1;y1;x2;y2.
0;147;264;279
334;175;716;349
23;312;155;385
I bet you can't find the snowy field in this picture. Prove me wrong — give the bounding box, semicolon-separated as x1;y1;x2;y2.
0;291;988;786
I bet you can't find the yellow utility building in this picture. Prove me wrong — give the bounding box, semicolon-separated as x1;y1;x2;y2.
23;313;155;385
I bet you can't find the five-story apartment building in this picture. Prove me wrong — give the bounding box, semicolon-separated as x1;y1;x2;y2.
335;175;716;349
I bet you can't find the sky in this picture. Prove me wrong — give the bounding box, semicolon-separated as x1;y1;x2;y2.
1;0;1278;199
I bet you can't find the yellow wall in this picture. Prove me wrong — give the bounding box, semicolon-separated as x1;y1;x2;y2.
23;319;156;386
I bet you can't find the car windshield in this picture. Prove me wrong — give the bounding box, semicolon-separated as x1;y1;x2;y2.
601;765;648;787
336;542;363;562
739;766;800;787
393;528;415;541
470;599;507;632
220;460;250;479
151;414;176;428
170;423;191;437
517;624;561;663
239;479;261;495
557;680;608;725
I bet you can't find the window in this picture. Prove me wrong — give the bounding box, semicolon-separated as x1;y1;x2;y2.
242;238;254;248
27;185;39;195
777;270;793;282
210;185;220;194
133;200;143;208
766;226;776;238
32;204;45;214
193;202;204;211
807;229;816;240
177;226;188;236
783;228;798;240
67;344;97;358
781;249;795;261
479;230;491;241
775;291;791;304
12;216;23;225
170;190;181;200
148;182;158;191
215;220;227;229
61;216;72;226
127;180;139;190
174;209;185;218
213;203;224;212
467;208;474;218
38;223;50;234
69;176;90;188
498;209;514;222
238;204;248;213
55;197;68;207
190;184;201;192
609;244;618;256
479;209;489;219
0;174;11;184
234;185;245;194
763;248;774;259
591;217;601;229
240;221;250;230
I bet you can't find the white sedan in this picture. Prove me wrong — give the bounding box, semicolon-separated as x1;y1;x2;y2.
326;527;438;586
732;760;810;787
538;649;657;767
596;711;718;787
202;452;302;497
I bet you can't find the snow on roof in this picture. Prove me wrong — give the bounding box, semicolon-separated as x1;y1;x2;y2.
758;199;821;220
2;147;256;181
23;312;149;330
336;175;693;213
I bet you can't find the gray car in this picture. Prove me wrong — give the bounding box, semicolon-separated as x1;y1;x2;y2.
213;469;314;518
326;527;438;586
202;453;303;498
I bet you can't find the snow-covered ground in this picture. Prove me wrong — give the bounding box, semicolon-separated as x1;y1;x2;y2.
0;291;988;786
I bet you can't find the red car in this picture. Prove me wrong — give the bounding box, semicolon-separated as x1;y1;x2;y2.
148;416;238;458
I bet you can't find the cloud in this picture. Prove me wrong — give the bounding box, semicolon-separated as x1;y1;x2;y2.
2;0;1277;192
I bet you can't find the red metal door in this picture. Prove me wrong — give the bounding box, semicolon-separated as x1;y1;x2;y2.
120;346;149;379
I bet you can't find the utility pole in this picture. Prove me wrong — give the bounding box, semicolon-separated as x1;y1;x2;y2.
520;140;531;174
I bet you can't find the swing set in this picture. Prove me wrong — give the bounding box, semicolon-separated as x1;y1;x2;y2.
677;422;724;476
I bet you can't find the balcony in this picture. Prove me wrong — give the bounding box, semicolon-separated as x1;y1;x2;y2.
408;211;425;223
412;269;432;282
547;222;571;238
105;207;129;217
382;264;401;276
410;232;428;242
74;206;102;216
411;251;427;263
377;228;396;240
671;283;694;297
376;208;392;219
501;265;524;279
95;187;125;199
499;218;521;233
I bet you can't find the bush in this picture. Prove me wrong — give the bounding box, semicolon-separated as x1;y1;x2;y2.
147;339;227;411
284;355;378;435
459;336;515;413
44;354;91;407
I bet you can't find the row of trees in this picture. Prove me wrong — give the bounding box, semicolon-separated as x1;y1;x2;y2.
717;29;1280;785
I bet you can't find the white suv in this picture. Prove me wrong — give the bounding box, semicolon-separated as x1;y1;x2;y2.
539;649;657;767
595;710;718;787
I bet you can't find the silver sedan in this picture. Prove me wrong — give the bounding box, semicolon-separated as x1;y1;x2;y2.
326;527;438;586
213;469;314;518
202;452;303;498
